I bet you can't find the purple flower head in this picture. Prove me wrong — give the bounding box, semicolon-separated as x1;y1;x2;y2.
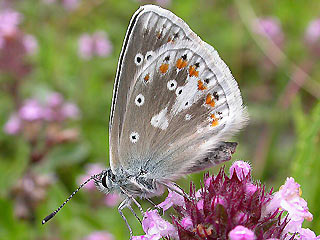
78;34;93;60
133;210;178;240
93;31;112;57
62;0;79;11
77;163;104;191
61;102;80;119
229;225;255;240
4;114;21;135
252;17;284;46
171;167;289;239
83;231;114;240
22;34;38;55
19;99;44;121
47;92;64;108
0;9;22;37
104;193;121;207
158;190;185;212
229;161;251;181
78;31;112;60
304;19;320;56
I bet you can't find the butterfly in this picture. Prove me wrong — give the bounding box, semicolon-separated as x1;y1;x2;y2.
42;4;248;238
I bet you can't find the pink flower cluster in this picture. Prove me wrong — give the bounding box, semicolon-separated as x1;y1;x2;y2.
78;31;113;60
0;8;37;55
252;17;284;47
132;161;319;240
42;0;80;11
77;163;121;207
305;18;320;56
4;92;79;135
82;231;114;240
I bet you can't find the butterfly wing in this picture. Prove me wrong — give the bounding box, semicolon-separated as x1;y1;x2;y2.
109;5;248;181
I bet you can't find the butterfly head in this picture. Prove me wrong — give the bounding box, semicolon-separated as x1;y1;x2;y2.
94;168;116;194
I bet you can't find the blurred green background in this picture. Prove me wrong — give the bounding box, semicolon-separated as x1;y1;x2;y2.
0;0;319;239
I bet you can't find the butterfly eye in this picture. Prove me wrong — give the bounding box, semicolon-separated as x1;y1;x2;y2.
167;80;177;91
135;94;145;106
134;53;144;66
130;132;139;143
175;86;183;96
101;175;108;188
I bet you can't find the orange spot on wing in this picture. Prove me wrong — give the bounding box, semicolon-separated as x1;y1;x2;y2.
189;65;199;77
159;63;169;74
198;80;207;91
206;94;215;107
144;74;150;82
176;58;188;69
210;114;219;127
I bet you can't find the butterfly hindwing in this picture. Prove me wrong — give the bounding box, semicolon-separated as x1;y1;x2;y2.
110;5;248;180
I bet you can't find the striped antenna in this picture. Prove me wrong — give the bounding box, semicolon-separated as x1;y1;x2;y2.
42;174;98;224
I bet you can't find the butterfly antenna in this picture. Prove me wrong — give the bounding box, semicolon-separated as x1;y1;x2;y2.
42;174;99;224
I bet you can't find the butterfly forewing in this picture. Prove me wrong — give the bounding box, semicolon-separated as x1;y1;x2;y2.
110;5;248;180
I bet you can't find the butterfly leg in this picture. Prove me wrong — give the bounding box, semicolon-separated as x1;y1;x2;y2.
127;204;142;224
118;198;133;239
131;197;144;216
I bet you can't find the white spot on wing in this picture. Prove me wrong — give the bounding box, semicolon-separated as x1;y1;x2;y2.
167;80;177;91
134;53;144;66
135;94;145;107
185;114;191;121
130;132;139;143
145;51;154;61
151;107;169;130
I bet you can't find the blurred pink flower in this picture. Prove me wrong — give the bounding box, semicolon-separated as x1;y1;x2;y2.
229;161;251;181
4;114;21;135
180;217;193;230
299;228;320;240
157;190;185;212
77;163;104;191
47;92;64;108
228;225;255;240
305;19;320;44
19;99;44;121
104;193;120;207
22;34;38;55
78;34;94;59
78;31;112;60
61;102;80;119
305;18;320;56
252;17;284;46
133;210;177;240
0;9;22;37
93;31;113;57
83;231;114;240
62;0;80;10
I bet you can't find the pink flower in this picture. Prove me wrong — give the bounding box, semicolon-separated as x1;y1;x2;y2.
62;0;79;10
305;19;320;45
157;190;185;212
299;228;320;240
228;225;255;240
4;114;21;135
252;17;284;46
83;231;114;240
77;164;104;191
61;102;80;119
47;92;64;108
0;9;22;37
229;161;251;181
93;31;112;57
19;99;44;121
133;210;178;240
78;34;93;59
180;217;193;230
22;34;38;55
304;19;320;56
78;31;112;60
104;193;120;207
